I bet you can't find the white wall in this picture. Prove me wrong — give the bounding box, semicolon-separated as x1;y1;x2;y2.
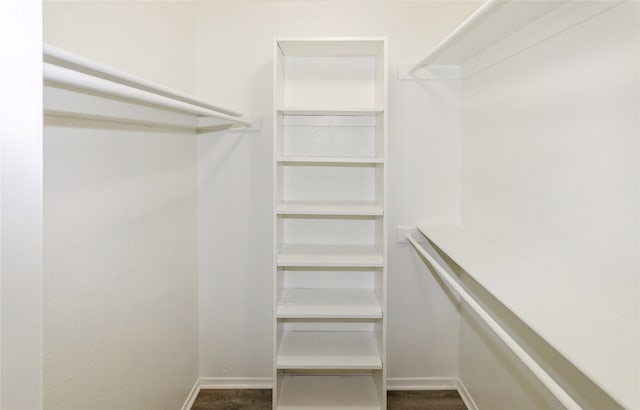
43;121;199;410
43;3;200;409
43;1;198;95
0;0;43;408
458;2;639;408
194;0;469;385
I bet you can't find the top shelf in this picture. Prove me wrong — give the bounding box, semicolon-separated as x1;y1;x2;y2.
277;37;386;57
411;0;564;71
418;224;638;409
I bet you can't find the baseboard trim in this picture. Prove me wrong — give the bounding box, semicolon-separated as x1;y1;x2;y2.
185;376;479;410
386;377;458;390
180;378;201;410
199;377;273;389
457;379;479;410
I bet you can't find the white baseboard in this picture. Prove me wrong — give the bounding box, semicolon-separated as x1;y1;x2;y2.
184;376;479;410
199;377;273;389
386;377;458;390
180;378;201;410
457;379;479;410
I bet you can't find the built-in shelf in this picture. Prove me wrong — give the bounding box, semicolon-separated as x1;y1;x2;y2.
418;224;638;409
274;37;387;409
277;201;383;216
278;108;383;116
277;244;383;268
277;288;382;319
277;375;381;410
277;331;382;370
278;156;384;165
410;0;564;71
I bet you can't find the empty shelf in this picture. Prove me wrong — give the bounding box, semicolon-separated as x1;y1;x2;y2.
277;201;383;216
277;288;382;319
278;107;383;116
278;244;384;267
277;331;382;370
278;156;384;165
277;374;381;409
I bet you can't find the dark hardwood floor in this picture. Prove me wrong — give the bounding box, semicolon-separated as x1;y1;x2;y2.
192;389;271;410
192;389;466;409
388;390;467;410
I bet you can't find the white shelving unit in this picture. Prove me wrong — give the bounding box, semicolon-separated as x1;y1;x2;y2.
273;37;387;409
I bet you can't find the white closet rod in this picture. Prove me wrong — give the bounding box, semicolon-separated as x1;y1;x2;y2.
44;44;242;117
44;63;251;128
407;234;582;410
410;0;498;73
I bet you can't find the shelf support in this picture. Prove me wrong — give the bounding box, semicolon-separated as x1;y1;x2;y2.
397;64;461;81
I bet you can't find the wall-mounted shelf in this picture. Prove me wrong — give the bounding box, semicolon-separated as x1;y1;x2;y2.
418;224;638;409
44;44;253;133
409;0;564;73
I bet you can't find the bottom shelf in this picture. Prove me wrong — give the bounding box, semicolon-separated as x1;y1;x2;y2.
277;374;381;409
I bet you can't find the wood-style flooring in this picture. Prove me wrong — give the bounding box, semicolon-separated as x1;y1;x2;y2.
192;389;467;410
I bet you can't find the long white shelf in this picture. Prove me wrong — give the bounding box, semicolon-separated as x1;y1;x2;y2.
410;0;564;72
277;331;382;370
277;288;382;319
277;201;383;216
278;156;384;165
44;44;251;131
277;244;383;267
277;375;381;410
418;224;639;409
278;107;383;116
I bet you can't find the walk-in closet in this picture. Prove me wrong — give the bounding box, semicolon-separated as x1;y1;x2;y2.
1;1;638;409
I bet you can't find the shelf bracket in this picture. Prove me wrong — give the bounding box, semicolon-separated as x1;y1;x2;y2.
197;116;261;134
397;64;461;81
